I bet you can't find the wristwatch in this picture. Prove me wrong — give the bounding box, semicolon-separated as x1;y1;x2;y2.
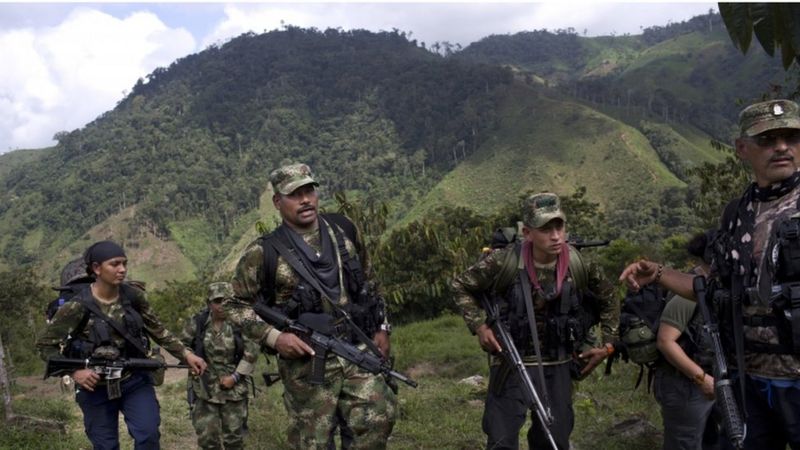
380;323;392;335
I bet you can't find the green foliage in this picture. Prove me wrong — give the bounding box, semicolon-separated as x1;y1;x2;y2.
147;279;208;332
0;269;50;376
719;3;800;69
687;142;751;229
0;27;511;272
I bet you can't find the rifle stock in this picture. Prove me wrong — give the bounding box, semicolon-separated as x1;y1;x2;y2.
252;303;417;389
693;276;745;450
481;296;558;450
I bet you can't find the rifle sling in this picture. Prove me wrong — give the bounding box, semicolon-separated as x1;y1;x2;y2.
75;295;150;357
269;227;384;360
519;266;552;413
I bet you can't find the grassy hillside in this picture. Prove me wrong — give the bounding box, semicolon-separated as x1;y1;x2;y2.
399;82;684;227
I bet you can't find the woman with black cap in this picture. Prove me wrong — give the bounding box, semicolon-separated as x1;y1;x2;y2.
37;240;207;450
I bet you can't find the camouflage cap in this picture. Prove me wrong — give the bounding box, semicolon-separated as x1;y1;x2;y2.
739;99;800;137
52;257;94;291
269;163;319;195
207;282;234;302
523;192;567;229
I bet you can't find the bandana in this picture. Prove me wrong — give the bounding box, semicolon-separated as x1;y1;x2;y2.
83;241;126;266
522;240;570;298
279;219;341;302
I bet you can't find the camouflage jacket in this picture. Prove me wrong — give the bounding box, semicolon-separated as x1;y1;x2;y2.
36;284;190;362
180;312;259;403
452;244;619;363
225;216;382;348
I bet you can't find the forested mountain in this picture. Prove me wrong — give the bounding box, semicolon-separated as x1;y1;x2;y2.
0;27;510;281
0;12;792;288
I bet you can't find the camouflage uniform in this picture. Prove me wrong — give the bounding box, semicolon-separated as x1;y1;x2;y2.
452;193;618;450
710;100;800;449
224;163;396;450
37;283;190;362
181;282;259;450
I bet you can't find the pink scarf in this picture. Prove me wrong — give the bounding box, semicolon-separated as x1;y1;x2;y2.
522;241;570;296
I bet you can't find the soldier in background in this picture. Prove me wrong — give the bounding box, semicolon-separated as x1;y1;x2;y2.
181;282;259;450
654;231;720;450
46;257;94;323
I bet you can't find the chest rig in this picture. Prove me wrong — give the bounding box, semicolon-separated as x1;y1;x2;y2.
258;213;385;341
493;243;595;361
63;284;148;359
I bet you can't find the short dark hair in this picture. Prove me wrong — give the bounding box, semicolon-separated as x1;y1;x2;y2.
686;230;715;264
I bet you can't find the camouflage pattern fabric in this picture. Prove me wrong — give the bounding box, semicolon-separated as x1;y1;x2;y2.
734;185;800;378
279;353;396;450
208;282;235;302
179;313;259;403
739;99;800;137
270;163;319;195
225;217;396;449
191;397;249;450
452;244;619;363
523;192;567;229
36;284;189;362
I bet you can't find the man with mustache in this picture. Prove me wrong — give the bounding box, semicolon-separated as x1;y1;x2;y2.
452;192;619;450
621;99;800;449
223;163;395;449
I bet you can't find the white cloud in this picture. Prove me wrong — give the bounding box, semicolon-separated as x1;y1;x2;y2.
0;7;195;153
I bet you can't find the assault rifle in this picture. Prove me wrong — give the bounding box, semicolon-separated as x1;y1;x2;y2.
45;356;189;380
693;276;746;450
481;296;558;450
252;303;417;390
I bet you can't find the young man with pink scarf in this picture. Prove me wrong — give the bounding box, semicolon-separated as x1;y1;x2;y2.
452;192;619;450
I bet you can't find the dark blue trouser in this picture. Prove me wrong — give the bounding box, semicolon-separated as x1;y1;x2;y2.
76;372;160;450
483;362;573;450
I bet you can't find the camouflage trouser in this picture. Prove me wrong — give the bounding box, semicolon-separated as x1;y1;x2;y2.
279;353;397;450
191;397;249;450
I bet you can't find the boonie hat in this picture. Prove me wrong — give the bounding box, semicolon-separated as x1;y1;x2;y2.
739;99;800;137
269;163;319;195
523;192;567;229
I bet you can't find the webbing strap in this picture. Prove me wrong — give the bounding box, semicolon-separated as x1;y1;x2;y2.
519;267;552;414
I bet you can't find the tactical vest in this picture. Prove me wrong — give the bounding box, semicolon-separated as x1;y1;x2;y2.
675;304;714;372
491;242;599;360
715;197;800;356
63;284;148;359
258;213;385;339
190;308;245;365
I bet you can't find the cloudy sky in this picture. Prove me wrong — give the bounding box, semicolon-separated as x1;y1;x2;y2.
0;1;717;154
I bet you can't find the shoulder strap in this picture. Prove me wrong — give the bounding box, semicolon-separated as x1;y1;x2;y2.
268;234;384;359
192;308;210;359
322;213;358;244
492;243;522;294
567;245;588;292
232;325;244;364
74;294;149;356
260;233;279;305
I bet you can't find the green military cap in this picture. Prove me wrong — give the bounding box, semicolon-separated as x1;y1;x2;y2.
269;163;319;195
739;99;800;137
207;282;234;303
523;192;567;229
